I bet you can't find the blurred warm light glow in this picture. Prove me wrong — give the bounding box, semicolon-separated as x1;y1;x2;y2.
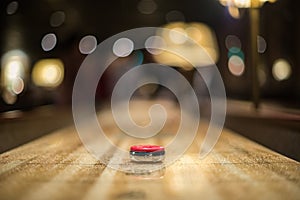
258;67;266;86
169;27;188;44
113;38;134;57
1;50;28;86
1;50;29;104
272;59;291;81
152;22;219;70
41;33;57;52
228;6;240;19
50;11;65;27
6;60;23;79
32;59;64;88
79;35;97;54
233;0;251;8
185;27;202;43
2;90;17;104
137;0;157;14
228;55;245;76
219;0;276;8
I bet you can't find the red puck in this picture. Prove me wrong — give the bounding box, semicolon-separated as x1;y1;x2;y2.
130;145;164;152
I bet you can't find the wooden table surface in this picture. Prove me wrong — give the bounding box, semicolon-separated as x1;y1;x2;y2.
0;100;299;200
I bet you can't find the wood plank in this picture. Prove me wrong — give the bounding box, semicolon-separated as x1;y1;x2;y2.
0;100;299;200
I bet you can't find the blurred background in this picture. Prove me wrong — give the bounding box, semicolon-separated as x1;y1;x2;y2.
0;0;299;160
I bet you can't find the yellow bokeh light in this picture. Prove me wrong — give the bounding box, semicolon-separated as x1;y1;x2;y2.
185;27;202;42
272;59;291;81
32;59;64;88
219;0;276;8
228;6;240;19
1;50;28;99
6;60;23;79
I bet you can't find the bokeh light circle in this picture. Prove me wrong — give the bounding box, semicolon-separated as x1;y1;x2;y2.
11;77;24;94
79;35;97;54
228;55;245;76
6;1;18;15
50;11;65;27
113;38;134;57
41;33;57;52
145;35;166;55
169;28;187;44
257;35;267;53
272;59;291;81
137;0;157;14
225;35;241;50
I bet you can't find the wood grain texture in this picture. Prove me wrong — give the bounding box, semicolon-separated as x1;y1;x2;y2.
0;100;299;200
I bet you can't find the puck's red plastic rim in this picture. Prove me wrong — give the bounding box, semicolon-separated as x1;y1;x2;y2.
130;145;165;152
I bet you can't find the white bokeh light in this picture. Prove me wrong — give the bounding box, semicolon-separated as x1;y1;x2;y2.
272;59;291;81
6;1;18;15
79;35;97;54
145;36;166;55
50;11;65;27
41;33;57;52
169;28;187;44
228;55;245;76
11;77;24;95
113;38;134;57
137;0;157;14
257;35;267;53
